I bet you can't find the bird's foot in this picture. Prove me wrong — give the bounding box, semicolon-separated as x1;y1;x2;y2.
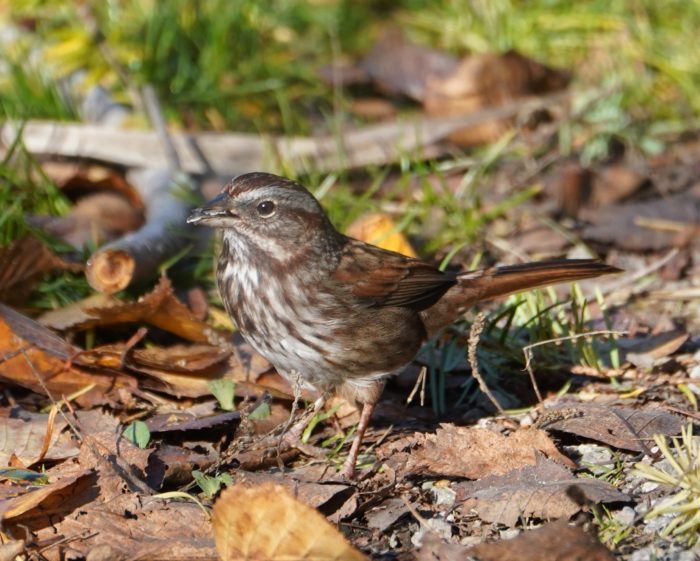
278;394;327;449
337;457;357;480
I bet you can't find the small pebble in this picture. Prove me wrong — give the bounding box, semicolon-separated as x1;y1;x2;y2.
499;529;521;540
613;506;636;526
640;481;660;493
431;484;457;508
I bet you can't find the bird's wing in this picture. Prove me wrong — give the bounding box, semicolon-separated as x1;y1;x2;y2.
333;239;456;311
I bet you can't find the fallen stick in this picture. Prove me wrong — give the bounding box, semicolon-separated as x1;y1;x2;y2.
1;90;572;176
85;168;195;293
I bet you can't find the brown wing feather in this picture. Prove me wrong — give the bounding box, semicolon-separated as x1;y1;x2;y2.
333;239;456;310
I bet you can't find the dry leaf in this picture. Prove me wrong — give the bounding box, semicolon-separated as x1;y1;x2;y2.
0;236;81;305
424;50;569;146
39;275;215;343
358;28;459;101
0;304;135;406
346;213;417;257
229;468;357;523
365;497;409;531
406;424;574;478
456;457;629;526
0;410;77;467
539;404;683;452
0;470;95;524
417;519;614;561
582;184;700;250
28;192;143;249
212;483;366;561
621;329;689;369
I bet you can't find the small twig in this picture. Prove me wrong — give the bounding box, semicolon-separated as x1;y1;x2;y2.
400;494;432;530
406;365;427;406
468;312;505;415
118;326;148;369
522;330;628;406
663;405;700;422
276;370;305;471
142;85;182;172
21;349;83;442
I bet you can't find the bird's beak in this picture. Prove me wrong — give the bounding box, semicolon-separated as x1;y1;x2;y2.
187;193;236;226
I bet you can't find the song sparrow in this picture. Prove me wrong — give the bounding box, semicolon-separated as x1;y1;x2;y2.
188;172;620;478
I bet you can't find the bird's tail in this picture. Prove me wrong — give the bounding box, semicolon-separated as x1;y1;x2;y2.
460;258;622;302
422;258;620;337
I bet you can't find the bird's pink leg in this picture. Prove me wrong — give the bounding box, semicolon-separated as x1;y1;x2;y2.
339;401;375;479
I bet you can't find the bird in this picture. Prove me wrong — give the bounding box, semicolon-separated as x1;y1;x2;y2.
187;172;620;479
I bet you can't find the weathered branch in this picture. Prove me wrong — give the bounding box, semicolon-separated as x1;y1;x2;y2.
1;90;572;176
85;168;196;293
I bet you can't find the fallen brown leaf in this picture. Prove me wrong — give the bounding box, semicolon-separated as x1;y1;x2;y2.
0;409;77;467
404;424;574;478
582;184;700;250
39;275;215;343
0;236;81;305
417;519;614;561
620;329;689;369
539;404;683;452
28;192;143;249
77;431;156;499
9;429;215;560
353;28;459;101
212;483;366;561
0;470;96;527
147;411;241;440
365;497;409;532
0;304;135;406
456;457;629;526
424;50;569;146
230;467;357;523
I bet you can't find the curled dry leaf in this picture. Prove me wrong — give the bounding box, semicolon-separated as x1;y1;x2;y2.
539;404;683;452
40;275;215;343
0;236;81;305
404;424;574;479
456;457;629;527
0;410;77;467
0;470;95;526
212;483;366;561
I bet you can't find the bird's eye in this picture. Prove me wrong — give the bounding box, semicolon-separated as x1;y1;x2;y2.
256;200;276;217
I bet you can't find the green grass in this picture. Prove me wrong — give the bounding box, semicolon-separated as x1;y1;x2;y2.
5;0;700;136
0;140;72;245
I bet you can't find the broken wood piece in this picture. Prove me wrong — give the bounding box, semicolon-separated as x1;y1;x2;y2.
85;168;197;293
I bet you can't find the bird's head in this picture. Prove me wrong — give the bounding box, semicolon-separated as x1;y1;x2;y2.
187;172;341;262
